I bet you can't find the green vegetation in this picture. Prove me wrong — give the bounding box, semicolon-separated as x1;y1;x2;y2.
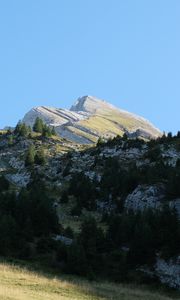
33;117;44;133
0;178;59;257
0;171;179;282
68;172;97;213
34;147;46;165
14;122;32;137
14;117;56;138
25;145;36;166
1;128;180;294
0;176;9;190
25;144;46;167
33;117;57;137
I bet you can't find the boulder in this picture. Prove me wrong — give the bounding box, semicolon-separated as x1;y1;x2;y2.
124;184;166;212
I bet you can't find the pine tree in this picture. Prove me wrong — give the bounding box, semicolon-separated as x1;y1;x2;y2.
122;133;128;140
167;132;173;139
20;123;30;137
97;137;104;146
177;131;180;138
25;145;35;166
8;135;14;146
67;242;88;276
42;124;52;138
35;147;46;165
14;121;22;135
14;122;31;137
51;127;56;136
33;117;44;133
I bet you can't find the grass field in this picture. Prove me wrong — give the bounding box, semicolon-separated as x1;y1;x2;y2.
0;261;179;300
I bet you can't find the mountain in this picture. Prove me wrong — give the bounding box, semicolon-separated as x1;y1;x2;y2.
23;96;162;144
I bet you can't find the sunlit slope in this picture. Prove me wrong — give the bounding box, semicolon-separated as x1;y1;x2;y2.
61;96;162;142
23;96;162;144
0;262;176;300
78;108;161;140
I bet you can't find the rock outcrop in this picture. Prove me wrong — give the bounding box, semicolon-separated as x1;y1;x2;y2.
23;106;88;128
124;184;166;212
155;257;180;289
70;95;117;114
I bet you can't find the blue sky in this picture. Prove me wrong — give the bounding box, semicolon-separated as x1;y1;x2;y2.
0;0;179;133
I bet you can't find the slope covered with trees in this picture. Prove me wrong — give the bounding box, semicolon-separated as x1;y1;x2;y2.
0;125;180;291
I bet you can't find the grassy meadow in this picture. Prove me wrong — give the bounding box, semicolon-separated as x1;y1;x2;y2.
0;261;179;300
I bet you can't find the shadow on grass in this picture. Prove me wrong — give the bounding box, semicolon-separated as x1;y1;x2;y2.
0;257;180;300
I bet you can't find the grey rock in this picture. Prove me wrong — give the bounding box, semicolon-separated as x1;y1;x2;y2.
155;257;180;289
70;95;117;114
124;184;166;212
54;235;73;246
6;172;30;187
23;106;88;128
169;199;180;219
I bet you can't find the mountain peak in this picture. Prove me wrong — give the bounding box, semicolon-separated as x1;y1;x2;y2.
70;95;116;114
22;95;162;144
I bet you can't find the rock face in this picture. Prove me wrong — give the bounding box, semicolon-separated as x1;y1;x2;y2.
169;199;180;219
124;184;166;212
70;95;117;114
23;96;162;144
155;257;180;289
140;257;180;290
23;106;88;128
124;184;180;219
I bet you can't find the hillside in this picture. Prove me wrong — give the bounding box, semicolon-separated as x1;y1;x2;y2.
23;96;162;144
0;126;180;291
0;261;177;300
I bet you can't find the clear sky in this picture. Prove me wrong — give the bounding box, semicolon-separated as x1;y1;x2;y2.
0;0;179;133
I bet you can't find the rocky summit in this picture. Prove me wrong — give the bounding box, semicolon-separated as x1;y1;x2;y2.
23;96;162;144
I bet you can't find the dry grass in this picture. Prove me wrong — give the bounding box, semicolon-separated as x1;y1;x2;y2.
79;108;160;139
79;115;124;136
0;130;7;134
0;261;178;300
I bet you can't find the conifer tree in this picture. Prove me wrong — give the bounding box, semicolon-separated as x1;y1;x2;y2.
14;121;21;135
51;127;56;136
33;117;44;133
14;121;31;137
8;135;14;146
177;131;180;138
42;124;52;138
25;145;35;166
35;147;46;165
